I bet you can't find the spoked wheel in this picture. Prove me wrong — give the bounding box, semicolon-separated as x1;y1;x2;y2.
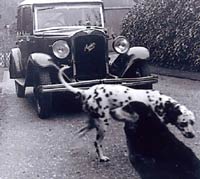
15;80;25;98
123;61;152;89
34;70;52;119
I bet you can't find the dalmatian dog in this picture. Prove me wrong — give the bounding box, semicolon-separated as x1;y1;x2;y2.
59;66;195;162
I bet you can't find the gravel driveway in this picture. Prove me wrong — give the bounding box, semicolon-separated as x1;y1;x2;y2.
0;72;200;179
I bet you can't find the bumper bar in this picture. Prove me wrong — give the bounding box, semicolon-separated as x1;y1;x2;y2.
38;75;158;93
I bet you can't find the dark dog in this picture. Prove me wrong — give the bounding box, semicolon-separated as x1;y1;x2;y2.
124;107;199;179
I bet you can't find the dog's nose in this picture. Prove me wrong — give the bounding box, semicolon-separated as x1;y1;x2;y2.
184;132;195;138
188;132;195;138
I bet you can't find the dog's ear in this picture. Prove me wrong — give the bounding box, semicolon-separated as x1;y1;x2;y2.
122;102;135;113
75;92;82;99
164;101;182;124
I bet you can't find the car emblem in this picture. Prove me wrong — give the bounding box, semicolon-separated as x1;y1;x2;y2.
84;42;96;52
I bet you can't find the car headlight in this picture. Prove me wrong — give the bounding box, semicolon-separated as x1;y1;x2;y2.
52;40;70;59
112;36;130;54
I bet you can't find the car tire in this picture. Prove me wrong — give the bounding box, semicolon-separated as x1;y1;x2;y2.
125;61;151;77
136;61;151;77
34;70;52;119
15;80;25;98
123;61;152;89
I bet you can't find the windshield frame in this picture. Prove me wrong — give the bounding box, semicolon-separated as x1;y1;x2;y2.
33;2;105;33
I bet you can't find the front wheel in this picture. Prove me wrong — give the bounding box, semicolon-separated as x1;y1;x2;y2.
124;61;151;77
34;70;52;119
123;61;152;89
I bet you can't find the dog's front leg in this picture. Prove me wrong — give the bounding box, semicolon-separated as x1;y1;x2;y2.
94;119;110;162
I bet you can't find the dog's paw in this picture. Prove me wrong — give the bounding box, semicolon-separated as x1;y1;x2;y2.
100;156;110;162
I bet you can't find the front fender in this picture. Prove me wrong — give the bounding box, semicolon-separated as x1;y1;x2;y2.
122;47;150;76
9;48;23;78
29;53;54;68
25;53;54;86
110;47;150;76
127;46;150;59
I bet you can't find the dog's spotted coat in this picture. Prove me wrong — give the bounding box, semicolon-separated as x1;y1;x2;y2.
59;67;195;162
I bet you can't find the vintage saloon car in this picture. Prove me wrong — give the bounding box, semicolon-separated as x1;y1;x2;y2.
9;0;158;118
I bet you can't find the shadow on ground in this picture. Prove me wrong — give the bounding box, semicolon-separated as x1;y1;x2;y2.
52;92;82;113
124;114;200;179
26;91;82;117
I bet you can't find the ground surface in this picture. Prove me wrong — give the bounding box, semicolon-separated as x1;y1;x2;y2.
0;68;200;179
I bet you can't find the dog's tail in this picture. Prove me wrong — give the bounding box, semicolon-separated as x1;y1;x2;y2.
58;66;82;94
76;118;96;137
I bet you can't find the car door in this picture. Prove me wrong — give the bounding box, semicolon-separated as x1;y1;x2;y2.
17;6;33;75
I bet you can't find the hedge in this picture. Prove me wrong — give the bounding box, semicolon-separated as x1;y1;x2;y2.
121;0;200;72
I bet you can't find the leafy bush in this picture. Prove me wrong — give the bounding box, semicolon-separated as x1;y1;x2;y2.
122;0;200;71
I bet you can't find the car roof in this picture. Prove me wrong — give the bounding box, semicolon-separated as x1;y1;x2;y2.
20;0;103;6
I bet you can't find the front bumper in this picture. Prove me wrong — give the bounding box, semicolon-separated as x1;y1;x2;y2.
38;75;158;93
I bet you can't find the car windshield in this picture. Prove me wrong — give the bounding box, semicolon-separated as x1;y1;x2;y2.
34;3;104;31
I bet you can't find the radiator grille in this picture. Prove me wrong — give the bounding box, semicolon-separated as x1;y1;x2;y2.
74;35;107;80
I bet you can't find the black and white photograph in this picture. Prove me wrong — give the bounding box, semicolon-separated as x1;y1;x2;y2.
0;0;200;178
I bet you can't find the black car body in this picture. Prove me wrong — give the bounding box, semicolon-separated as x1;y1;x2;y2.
9;0;158;118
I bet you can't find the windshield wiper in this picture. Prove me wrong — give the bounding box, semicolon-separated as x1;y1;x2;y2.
38;7;55;11
85;26;104;30
35;27;80;33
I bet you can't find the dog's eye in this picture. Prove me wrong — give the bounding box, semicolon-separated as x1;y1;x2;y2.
179;122;188;127
190;120;194;125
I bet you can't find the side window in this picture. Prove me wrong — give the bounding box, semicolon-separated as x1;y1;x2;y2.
22;6;33;33
17;8;22;33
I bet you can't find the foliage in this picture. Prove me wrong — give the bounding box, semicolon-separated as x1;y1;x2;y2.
0;0;19;27
122;0;200;72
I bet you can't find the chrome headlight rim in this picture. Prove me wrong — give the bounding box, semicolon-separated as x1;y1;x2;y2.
112;36;130;54
52;40;70;59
